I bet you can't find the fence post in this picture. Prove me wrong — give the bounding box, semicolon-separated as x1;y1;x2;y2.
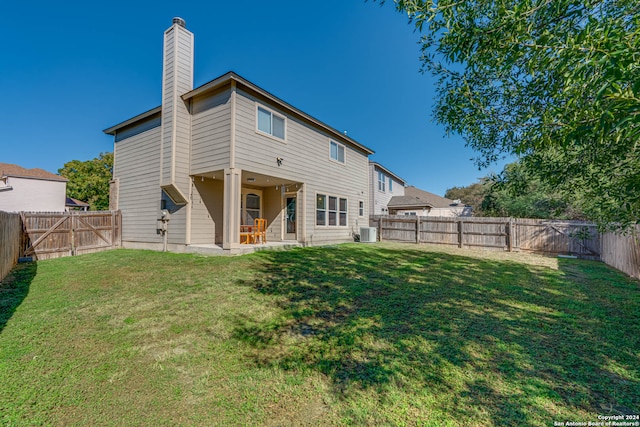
111;211;116;248
458;220;464;248
507;218;513;252
416;215;421;244
70;212;76;256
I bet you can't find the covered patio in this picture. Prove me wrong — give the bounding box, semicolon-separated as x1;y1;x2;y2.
190;169;304;251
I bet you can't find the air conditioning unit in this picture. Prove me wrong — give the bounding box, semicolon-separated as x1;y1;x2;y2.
360;227;377;243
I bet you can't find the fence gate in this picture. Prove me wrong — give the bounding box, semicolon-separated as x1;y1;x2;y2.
515;219;600;259
21;211;121;260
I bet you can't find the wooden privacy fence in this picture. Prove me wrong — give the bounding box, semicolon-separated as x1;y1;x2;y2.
0;211;22;282
370;215;601;259
600;226;640;280
21;211;122;261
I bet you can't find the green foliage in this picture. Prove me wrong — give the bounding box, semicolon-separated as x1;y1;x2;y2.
59;152;113;210
444;179;490;212
481;162;587;219
446;161;586;218
381;0;640;230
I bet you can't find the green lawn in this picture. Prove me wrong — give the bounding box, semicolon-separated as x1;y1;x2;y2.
1;243;638;426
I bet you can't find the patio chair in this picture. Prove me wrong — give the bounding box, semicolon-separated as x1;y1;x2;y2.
252;218;267;244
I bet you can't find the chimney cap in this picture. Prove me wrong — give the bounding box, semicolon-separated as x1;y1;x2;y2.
172;17;186;28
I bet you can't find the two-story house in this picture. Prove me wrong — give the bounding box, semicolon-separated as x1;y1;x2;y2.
104;18;373;254
0;163;68;212
369;161;471;217
369;162;406;215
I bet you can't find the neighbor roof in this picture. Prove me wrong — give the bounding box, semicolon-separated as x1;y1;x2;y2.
65;197;90;208
388;186;459;209
0;163;67;182
104;71;374;156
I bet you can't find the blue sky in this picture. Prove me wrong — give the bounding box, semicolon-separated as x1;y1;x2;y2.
2;0;509;196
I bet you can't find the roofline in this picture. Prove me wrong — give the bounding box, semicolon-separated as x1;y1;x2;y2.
103;72;375;155
2;173;68;182
182;71;374;155
66;197;90;206
103;106;162;135
369;161;406;185
387;202;435;209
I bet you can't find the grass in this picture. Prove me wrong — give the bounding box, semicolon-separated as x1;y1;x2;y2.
0;242;638;426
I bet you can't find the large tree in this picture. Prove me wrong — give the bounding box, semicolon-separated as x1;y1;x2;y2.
480;162;587;219
380;0;639;230
444;161;586;218
444;179;490;213
59;152;113;211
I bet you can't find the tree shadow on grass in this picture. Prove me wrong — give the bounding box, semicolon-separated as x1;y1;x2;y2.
233;245;640;425
0;261;37;334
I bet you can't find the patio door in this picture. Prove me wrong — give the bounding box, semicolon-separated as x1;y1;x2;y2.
284;195;296;240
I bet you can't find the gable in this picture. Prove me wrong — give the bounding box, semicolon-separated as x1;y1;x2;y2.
0;163;67;182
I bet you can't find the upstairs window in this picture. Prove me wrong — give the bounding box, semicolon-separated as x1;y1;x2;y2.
389;177;393;192
378;171;386;192
330;141;345;163
257;106;285;140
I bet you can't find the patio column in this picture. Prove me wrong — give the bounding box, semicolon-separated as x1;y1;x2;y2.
222;167;242;250
299;183;306;244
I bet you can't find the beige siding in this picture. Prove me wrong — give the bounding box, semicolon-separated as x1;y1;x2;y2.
161;27;176;184
113;125;163;244
370;163;405;215
190;179;223;244
115;115;161;142
191;89;232;174
0;177;66;212
234;90;369;244
262;186;283;241
159;23;194;245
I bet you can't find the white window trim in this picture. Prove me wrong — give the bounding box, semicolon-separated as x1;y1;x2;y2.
358;200;365;217
315;192;349;228
329;140;346;165
255;103;287;142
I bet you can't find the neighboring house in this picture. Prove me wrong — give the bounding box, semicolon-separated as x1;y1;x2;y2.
388;186;472;217
65;197;90;211
369;162;406;215
103;18;373;254
0;163;67;212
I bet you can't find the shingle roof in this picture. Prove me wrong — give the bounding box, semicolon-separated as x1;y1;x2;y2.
65;197;90;208
0;163;67;182
388;186;459;209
